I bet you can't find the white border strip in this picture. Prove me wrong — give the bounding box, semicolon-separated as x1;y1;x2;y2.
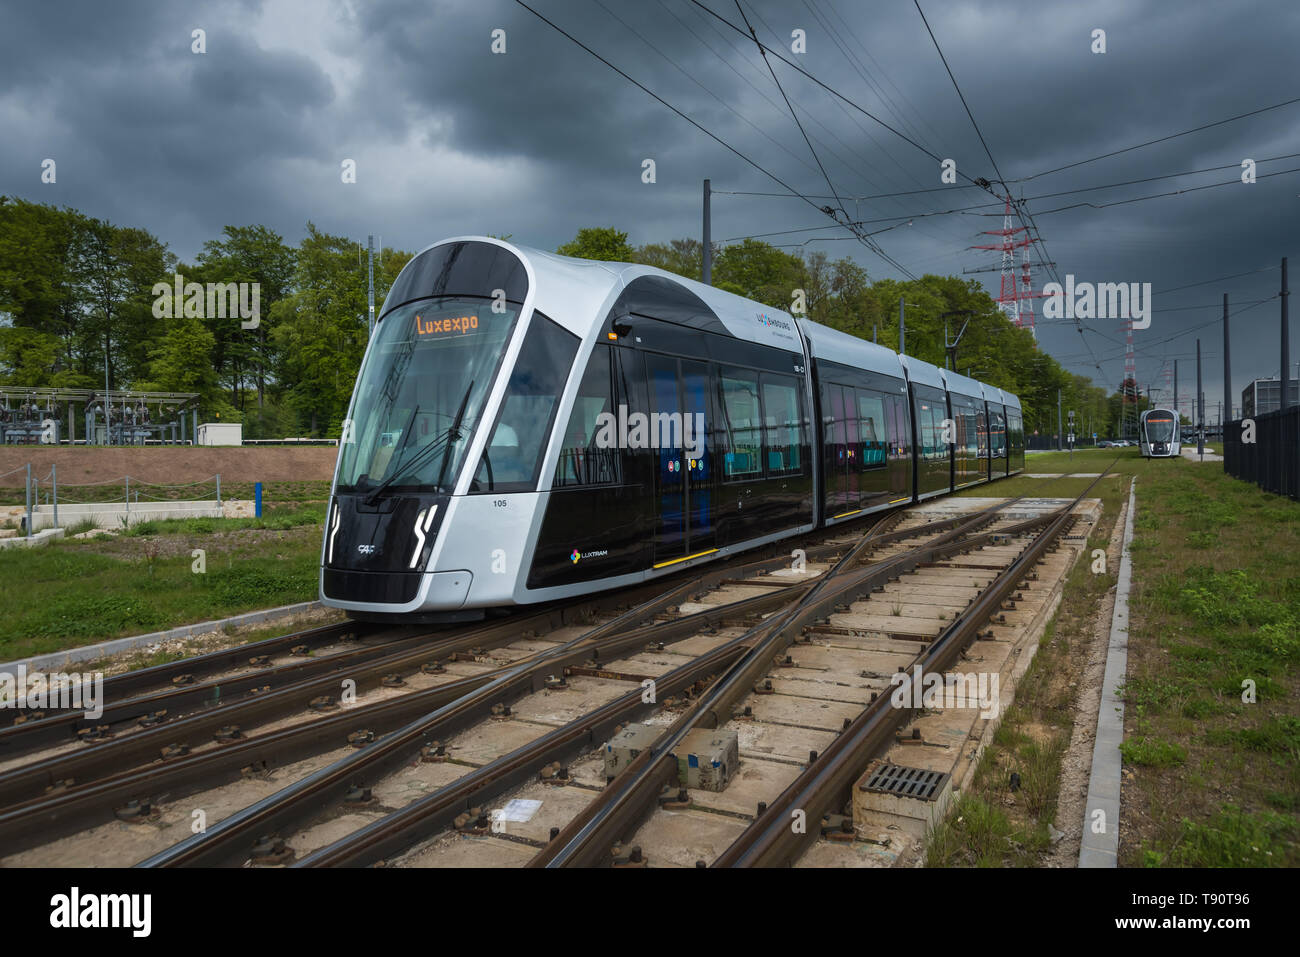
1079;477;1136;867
0;600;325;675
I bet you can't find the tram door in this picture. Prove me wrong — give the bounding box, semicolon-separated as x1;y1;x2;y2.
646;354;714;566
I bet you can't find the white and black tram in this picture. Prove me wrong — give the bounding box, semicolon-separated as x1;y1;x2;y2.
322;237;1025;621
1139;407;1181;458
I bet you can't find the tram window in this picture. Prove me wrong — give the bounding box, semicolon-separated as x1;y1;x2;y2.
989;411;1005;455
552;344;619;488
951;402;973;454
762;377;802;476
918;402;938;457
721;373;762;480
474;312;578;493
856;391;887;471
888;395;907;455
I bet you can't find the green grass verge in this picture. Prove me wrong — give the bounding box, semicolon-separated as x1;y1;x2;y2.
934;448;1299;866
0;505;325;661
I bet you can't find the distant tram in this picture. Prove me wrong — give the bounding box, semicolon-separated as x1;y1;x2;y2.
1139;407;1180;458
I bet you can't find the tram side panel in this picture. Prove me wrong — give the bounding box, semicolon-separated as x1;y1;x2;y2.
815;359;912;524
1006;406;1026;474
912;382;954;500
526;317;815;590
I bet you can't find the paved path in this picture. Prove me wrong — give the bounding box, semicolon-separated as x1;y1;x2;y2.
1079;478;1137;867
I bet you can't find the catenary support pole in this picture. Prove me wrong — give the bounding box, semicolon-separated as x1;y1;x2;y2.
702;179;712;285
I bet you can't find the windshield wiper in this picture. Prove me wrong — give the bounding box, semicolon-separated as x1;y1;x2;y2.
361;432;453;505
362;382;475;505
434;380;474;491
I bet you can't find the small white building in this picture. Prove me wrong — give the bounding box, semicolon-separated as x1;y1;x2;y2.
197;422;243;446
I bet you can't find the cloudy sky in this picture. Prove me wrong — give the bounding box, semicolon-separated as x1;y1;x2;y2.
2;0;1297;417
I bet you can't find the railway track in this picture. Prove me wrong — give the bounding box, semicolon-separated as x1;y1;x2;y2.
0;502;911;863
0;474;1105;867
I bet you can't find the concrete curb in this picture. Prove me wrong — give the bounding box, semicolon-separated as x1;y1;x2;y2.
0;528;65;549
1079;476;1136;867
0;600;326;675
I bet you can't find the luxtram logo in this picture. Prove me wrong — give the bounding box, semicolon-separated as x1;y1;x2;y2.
755;312;793;332
570;548;608;564
570;549;581;564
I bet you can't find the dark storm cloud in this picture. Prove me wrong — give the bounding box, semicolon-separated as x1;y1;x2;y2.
1;0;1297;407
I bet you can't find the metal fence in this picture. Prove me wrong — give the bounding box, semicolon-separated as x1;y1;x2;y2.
1224;408;1300;499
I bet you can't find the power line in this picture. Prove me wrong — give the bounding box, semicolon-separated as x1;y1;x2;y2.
512;0;913;275
822;0;949;151
912;1;1005;186
733;1;847;222
687;0;992;192
1020;95;1300;182
740;1;958;259
656;0;931;207
912;0;1088;369
1153;263;1283;296
717;152;1300;217
712;184;977;200
590;0;821;178
731;0;917;277
799;0;936;156
1028;165;1300;217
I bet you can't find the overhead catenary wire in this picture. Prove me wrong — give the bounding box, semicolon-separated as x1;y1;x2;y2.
687;0;994;193
730;0;917;277
513;1;895;267
1018;95;1300;182
715;151;1300;243
1022;166;1300;217
742;2;960;260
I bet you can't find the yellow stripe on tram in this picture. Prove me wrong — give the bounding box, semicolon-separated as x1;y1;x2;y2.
832;508;863;519
889;497;910;504
653;547;719;570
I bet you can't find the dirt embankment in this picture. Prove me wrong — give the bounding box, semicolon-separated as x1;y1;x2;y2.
0;446;338;485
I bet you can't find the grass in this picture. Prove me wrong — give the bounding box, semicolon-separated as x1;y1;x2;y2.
927;464;1124;866
1073;448;1299;866
0;504;325;661
931;447;1300;867
1120;737;1188;767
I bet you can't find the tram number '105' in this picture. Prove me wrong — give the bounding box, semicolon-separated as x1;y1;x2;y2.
416;314;479;337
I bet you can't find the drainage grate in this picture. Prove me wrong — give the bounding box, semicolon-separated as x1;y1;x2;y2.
861;764;949;802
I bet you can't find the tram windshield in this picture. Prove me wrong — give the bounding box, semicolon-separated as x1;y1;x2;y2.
1144;414;1176;443
336;297;521;494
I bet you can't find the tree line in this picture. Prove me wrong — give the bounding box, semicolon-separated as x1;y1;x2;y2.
0;197;410;438
0;200;1133;439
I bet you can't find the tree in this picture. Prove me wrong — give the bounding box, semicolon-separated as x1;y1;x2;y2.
713;239;806;308
136;310;220;406
557;227;635;262
270;223;371;436
634;238;703;280
0;326;60;386
196;225;295;410
79;218;173;391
